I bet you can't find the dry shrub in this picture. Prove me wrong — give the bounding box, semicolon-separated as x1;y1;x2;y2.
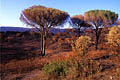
78;59;101;79
41;57;101;80
107;25;120;47
71;36;76;40
1;57;49;74
65;36;102;79
42;58;79;79
56;32;62;36
16;33;22;37
87;50;108;59
64;38;71;42
52;35;58;42
7;36;15;43
58;38;64;42
71;36;91;56
58;42;71;50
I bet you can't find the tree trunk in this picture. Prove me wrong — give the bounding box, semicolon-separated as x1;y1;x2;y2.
40;27;48;56
43;35;46;56
95;27;98;50
40;33;43;55
95;27;102;50
78;28;81;37
40;29;48;56
95;35;98;50
43;31;48;56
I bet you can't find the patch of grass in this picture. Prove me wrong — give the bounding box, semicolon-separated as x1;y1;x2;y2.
42;57;102;79
42;60;69;76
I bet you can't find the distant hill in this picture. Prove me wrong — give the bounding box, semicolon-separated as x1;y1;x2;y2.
0;26;31;32
0;26;72;33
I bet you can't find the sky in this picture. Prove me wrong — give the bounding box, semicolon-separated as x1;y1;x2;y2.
0;0;120;27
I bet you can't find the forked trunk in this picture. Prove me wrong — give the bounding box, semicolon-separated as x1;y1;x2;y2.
40;30;47;56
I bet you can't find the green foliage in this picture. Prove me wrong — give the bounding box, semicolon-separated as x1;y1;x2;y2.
20;5;69;28
71;36;91;56
71;15;91;28
78;59;101;78
107;25;120;47
20;5;70;56
42;59;79;76
84;10;118;50
71;15;84;27
42;57;102;79
71;15;91;36
42;61;69;76
84;10;118;26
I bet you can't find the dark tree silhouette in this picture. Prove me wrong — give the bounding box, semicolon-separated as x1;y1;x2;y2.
84;10;118;50
71;15;91;36
20;5;69;56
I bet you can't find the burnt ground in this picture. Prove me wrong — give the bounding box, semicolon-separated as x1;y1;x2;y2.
0;28;120;80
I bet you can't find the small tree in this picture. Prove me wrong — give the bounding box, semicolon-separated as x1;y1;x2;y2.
71;15;91;36
71;36;91;56
107;25;120;47
20;5;69;56
84;10;118;50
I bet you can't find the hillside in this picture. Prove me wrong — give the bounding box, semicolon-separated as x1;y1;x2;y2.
0;26;71;33
0;27;120;80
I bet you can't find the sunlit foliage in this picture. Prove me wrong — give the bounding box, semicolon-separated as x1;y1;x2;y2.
71;36;91;56
84;10;118;50
20;5;69;56
107;25;120;47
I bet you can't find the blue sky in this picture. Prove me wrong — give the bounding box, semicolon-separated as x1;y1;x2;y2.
0;0;120;27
